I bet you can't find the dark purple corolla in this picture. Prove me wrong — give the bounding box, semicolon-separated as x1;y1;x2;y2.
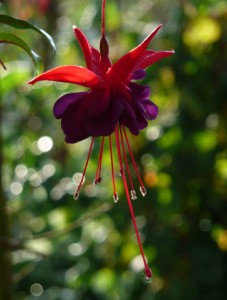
29;0;174;281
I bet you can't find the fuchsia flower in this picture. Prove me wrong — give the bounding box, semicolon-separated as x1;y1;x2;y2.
29;0;174;280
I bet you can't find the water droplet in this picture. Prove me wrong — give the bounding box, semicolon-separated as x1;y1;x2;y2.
140;186;147;197
130;190;137;200
73;173;85;186
74;192;79;200
113;193;119;203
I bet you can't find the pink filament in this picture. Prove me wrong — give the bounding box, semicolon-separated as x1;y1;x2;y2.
94;136;105;183
74;137;95;199
109;135;117;198
119;125;135;193
122;126;146;191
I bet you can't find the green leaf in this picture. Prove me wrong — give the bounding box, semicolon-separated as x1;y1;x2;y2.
0;14;56;55
0;32;43;74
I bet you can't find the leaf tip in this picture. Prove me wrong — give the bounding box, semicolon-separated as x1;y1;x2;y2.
0;58;7;70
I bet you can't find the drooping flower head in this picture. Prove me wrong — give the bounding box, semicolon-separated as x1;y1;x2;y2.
29;0;174;280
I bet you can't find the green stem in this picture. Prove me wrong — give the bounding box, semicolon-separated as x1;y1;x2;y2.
0;69;13;300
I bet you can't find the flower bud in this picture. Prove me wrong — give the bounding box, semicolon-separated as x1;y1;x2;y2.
100;35;109;57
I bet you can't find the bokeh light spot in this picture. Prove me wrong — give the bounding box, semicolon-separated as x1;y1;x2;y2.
10;182;23;195
68;243;85;256
30;283;43;297
42;163;56;177
37;136;53;153
199;218;212;232
73;173;85;186
183;17;221;49
15;164;28;178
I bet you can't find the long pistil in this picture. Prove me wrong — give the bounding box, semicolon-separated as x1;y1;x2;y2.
115;125;152;279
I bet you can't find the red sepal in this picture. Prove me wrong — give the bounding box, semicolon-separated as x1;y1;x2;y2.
107;25;163;85
28;65;102;88
137;50;175;70
73;26;92;70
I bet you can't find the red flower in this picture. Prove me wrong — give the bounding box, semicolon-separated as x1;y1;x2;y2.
29;0;174;280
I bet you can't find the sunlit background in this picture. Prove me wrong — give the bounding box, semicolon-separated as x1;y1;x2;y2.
1;0;227;299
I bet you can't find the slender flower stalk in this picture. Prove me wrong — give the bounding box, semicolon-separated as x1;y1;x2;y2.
29;0;174;279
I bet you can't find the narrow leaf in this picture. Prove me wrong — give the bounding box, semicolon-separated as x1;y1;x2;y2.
0;32;43;73
0;57;7;70
0;14;56;55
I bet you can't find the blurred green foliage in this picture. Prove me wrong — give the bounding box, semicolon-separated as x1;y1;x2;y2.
0;0;227;299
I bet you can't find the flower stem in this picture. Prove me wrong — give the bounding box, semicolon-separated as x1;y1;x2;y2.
101;0;106;37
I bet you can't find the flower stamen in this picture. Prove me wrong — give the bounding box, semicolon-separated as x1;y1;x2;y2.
114;124;124;174
122;126;147;197
109;135;119;203
119;125;137;200
74;137;95;200
93;136;105;185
